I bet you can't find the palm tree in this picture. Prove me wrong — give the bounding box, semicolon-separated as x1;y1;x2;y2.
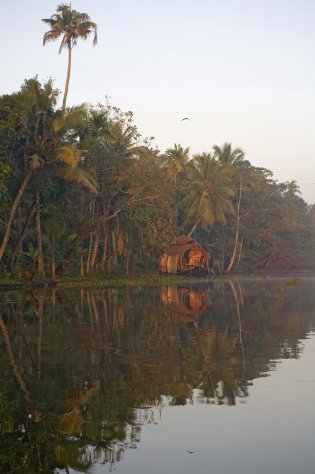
282;180;301;196
42;4;97;108
181;153;235;236
213;142;244;166
162;143;190;182
212;143;245;272
0;79;97;265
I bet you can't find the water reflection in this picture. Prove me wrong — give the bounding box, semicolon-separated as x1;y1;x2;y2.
160;286;211;320
0;277;315;472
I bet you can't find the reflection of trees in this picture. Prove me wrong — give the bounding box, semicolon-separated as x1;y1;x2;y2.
0;279;315;471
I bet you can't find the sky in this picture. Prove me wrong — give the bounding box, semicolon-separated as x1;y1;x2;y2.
2;0;315;202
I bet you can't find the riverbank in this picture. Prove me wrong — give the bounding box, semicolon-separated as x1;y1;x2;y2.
0;273;215;292
0;269;313;292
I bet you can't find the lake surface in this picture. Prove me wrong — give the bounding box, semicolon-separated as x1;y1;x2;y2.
1;276;315;473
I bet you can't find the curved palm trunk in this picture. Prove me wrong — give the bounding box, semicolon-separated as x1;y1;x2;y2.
7;200;36;271
86;233;93;274
0;168;33;264
35;192;45;279
90;225;100;269
188;216;202;237
237;237;244;266
225;180;242;273
62;44;72;109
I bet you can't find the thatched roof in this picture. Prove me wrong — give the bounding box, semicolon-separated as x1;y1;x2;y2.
162;235;205;257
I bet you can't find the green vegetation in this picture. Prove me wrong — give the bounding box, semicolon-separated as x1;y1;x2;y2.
1;3;315;284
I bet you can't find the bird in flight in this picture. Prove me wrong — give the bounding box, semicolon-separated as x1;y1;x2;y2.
181;117;191;121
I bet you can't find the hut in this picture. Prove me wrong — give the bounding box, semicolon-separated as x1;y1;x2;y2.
158;235;210;275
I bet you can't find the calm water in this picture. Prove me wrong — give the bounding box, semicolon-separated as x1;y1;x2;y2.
0;276;315;473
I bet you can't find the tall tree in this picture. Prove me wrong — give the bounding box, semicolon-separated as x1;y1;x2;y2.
162;143;190;182
42;3;97;108
213;142;244;166
181;153;235;236
212;144;244;272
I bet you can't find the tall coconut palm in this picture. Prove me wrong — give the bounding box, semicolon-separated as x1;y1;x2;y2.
42;4;97;109
213;142;244;166
212;143;245;272
181;153;235;236
162;143;190;182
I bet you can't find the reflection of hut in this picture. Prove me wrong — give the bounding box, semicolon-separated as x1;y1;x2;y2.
160;286;211;320
158;236;210;275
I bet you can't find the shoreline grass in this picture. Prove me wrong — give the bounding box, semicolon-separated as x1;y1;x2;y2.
0;273;210;291
0;269;314;292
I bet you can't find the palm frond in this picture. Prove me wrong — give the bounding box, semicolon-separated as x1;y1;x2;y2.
53;105;87;134
56;146;80;167
43;5;97;52
43;30;62;45
54;165;98;193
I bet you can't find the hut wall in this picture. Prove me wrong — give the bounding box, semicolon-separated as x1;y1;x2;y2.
167;255;178;273
158;254;168;273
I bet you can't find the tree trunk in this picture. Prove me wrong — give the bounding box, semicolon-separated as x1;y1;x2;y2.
0;168;33;264
188;216;202;237
8;200;36;271
56;209;121;274
112;231;117;266
90;225;100;269
86;233;93;274
52;288;56;326
101;228;108;268
51;237;56;280
126;254;130;276
225;180;242;273
237;237;244;266
37;292;45;380
108;248;111;274
80;251;84;277
35;192;45;280
62;44;72;109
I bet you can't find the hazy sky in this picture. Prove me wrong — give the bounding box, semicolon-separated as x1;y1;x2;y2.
2;0;315;202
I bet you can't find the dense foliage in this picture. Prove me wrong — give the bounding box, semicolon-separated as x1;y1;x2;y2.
0;77;315;280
